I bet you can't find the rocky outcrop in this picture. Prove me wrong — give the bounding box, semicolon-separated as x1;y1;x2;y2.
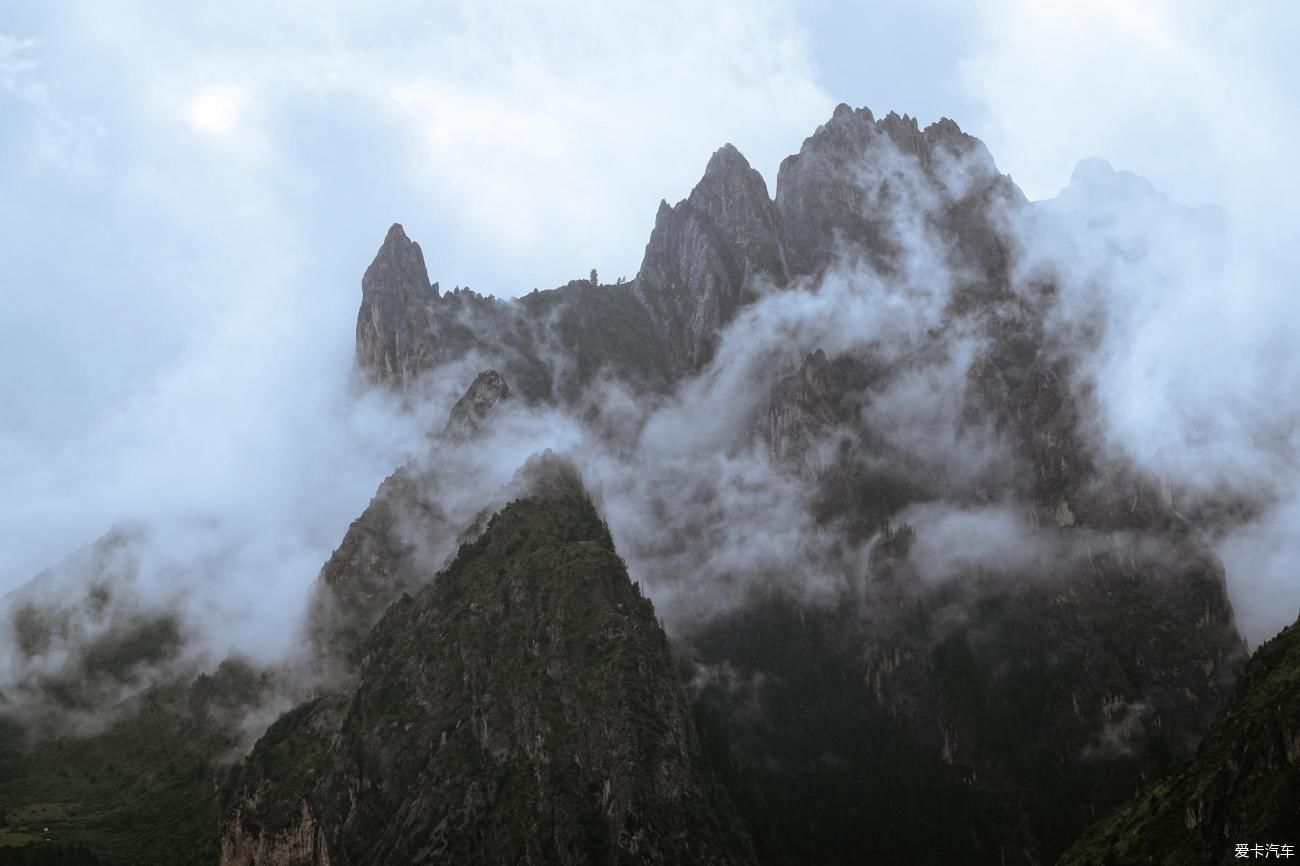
774;104;1021;284
634;144;790;373
441;369;510;441
222;455;756;865
302;462;453;665
355;224;439;388
220;797;332;866
355;248;674;402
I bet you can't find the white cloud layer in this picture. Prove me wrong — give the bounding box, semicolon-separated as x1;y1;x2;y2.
962;0;1300;643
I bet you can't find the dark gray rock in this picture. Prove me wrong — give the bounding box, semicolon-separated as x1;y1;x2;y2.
634;144;790;373
441;369;510;441
355;223;440;388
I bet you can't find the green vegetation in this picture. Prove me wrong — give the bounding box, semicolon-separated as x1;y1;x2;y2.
222;455;754;864
1058;616;1300;865
0;658;275;865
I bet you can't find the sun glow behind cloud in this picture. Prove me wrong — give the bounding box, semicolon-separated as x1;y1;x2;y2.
184;83;245;136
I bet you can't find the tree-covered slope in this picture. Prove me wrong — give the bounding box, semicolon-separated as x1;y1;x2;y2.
220;454;754;865
1058;615;1300;865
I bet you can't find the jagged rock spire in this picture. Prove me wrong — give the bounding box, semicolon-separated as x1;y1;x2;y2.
355;223;439;387
634;143;789;375
353;106;1026;391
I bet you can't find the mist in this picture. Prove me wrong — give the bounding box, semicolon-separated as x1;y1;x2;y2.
4;4;1300;745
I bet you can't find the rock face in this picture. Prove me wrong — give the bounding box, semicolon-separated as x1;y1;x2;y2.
221;455;755;865
441;369;510;440
634;144;790;373
355;224;439;388
774;105;1016;281
303;463;453;666
1059;614;1300;865
762;349;883;473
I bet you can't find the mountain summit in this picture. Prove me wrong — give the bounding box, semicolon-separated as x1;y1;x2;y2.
356;223;438;387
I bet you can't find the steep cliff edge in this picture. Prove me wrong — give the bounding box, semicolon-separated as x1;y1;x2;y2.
221;455;755;865
355;223;440;389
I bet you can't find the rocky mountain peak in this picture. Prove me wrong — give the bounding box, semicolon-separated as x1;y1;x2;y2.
701;141;748;176
363;223;435;301
773;104;1017;280
831;101;871;123
356;223;440;387
687;143;772;216
633;142;789;374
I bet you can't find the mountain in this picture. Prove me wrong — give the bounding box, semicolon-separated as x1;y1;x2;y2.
346;105;1246;863
634;142;791;374
1058;614;1300;865
353;106;1019;398
220;454;755;865
1;103;1268;866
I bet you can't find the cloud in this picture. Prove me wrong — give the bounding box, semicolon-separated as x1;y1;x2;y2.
0;34;39;87
377;0;832;293
0;0;828;591
900;503;1039;581
958;2;1300;644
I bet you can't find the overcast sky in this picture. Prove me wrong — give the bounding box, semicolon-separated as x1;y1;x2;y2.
3;1;1299;615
